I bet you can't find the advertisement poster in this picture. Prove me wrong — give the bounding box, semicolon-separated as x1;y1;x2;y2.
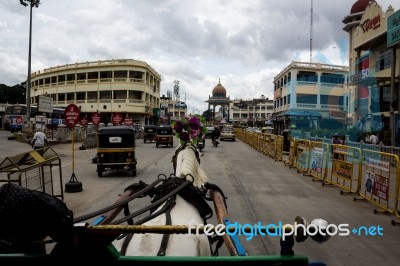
310;147;324;174
365;171;388;201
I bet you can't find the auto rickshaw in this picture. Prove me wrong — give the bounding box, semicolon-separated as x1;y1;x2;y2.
155;125;174;148
143;125;157;143
96;125;137;177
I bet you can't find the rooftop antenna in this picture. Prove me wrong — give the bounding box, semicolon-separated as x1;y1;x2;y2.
310;0;313;63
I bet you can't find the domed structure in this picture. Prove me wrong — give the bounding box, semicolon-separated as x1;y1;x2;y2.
350;0;372;14
212;79;227;98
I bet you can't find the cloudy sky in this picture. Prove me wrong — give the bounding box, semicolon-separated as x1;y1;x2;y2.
0;0;398;114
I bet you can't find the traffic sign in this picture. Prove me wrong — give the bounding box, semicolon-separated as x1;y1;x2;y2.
91;112;101;125
64;104;80;127
112;112;123;125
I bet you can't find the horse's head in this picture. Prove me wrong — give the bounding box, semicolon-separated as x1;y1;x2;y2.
172;143;208;187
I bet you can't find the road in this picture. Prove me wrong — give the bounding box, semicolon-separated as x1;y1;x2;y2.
1;130;399;265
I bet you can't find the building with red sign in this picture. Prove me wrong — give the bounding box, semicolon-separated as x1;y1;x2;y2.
272;0;400;145
343;0;400;145
28;59;161;127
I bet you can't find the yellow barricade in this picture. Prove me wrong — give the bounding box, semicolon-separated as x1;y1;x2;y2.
323;145;362;194
257;133;264;153
244;131;251;144
251;133;258;149
263;134;271;156
285;139;297;168
304;141;329;182
275;136;284;162
260;133;268;155
355;150;399;217
267;134;277;159
293;139;311;174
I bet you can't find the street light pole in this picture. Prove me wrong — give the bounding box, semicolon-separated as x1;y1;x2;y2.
20;0;40;122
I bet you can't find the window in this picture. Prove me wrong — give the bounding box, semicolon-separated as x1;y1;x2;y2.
320;95;344;105
376;49;392;71
320;73;345;84
88;72;98;81
297;71;317;82
77;72;86;80
66;74;75;81
297;94;317;104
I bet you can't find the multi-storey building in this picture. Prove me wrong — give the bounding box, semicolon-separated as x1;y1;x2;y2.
29;59;161;125
229;96;274;127
160;94;187;124
273;61;349;135
343;0;399;145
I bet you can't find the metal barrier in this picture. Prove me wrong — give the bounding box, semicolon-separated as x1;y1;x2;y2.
259;133;268;155
305;141;329;182
0;147;64;201
275;136;284;162
285;139;297;168
267;134;277;159
323;145;362;195
293;139;311;174
355;150;399;216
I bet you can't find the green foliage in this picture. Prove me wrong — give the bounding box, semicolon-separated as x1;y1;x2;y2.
0;83;26;104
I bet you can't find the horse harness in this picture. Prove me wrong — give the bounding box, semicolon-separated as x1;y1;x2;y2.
104;175;225;256
171;143;201;175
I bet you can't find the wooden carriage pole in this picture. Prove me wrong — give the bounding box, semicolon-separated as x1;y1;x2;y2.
209;189;245;256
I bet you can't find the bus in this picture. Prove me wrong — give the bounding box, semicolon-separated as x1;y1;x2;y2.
3;104;65;132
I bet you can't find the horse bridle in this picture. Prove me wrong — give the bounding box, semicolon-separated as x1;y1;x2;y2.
171;143;201;175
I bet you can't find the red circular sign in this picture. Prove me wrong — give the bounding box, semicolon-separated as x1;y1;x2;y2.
80;117;88;126
91;112;101;125
124;116;133;126
112;113;123;125
64;104;81;128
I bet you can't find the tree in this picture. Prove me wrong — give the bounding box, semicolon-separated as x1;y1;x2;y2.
0;83;26;104
202;109;213;123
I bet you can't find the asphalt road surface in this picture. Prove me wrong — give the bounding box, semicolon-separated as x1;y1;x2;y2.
1;130;399;266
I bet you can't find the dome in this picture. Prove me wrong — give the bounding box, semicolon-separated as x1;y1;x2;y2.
212;80;226;98
350;0;371;14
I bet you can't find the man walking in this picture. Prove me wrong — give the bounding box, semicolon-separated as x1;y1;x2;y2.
32;128;47;150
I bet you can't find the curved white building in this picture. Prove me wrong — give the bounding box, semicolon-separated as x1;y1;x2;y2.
30;59;161;125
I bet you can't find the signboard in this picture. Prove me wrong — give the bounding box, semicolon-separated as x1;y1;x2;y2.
38;95;53;113
112;112;123;125
63;104;80;128
365;171;388;201
91;112;101;125
124;116;133;126
387;9;400;47
80;117;88;126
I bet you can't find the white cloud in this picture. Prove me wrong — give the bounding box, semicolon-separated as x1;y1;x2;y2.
0;0;397;114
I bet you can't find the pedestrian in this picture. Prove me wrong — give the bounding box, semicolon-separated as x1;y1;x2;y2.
331;133;342;145
369;133;378;145
31;128;47;150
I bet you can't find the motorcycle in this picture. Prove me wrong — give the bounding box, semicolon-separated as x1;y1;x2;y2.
197;137;205;152
211;137;220;147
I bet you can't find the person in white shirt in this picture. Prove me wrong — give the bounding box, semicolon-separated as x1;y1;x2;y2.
32;128;47;150
369;133;378;145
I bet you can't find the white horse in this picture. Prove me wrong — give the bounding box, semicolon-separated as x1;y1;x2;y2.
112;143;211;256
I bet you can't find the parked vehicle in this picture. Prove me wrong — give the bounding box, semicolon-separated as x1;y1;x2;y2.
96;125;137;177
155;125;174;148
143;125;157;143
220;126;235;141
261;127;275;134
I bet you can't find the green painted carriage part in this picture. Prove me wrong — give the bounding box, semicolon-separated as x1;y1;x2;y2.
0;254;309;265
